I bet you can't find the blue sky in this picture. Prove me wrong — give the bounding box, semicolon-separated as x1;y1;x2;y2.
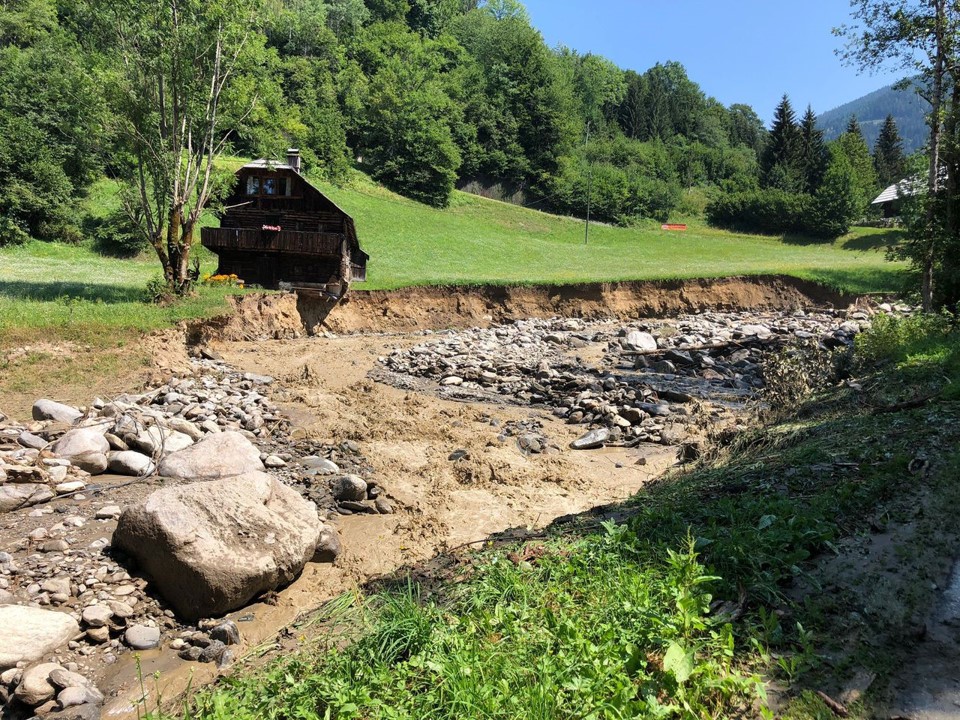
521;0;907;125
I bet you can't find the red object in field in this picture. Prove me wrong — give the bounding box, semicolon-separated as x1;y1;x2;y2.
661;224;687;231
262;224;282;231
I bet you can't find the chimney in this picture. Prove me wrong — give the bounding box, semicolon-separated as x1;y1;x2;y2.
286;148;302;174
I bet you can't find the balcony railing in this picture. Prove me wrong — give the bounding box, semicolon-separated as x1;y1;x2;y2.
201;227;344;256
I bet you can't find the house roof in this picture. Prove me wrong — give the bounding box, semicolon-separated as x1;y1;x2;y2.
871;177;926;205
872;183;903;204
243;158;297;171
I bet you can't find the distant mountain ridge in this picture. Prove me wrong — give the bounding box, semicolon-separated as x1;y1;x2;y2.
817;82;929;153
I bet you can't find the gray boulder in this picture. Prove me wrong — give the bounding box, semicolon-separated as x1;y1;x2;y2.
312;526;342;563
107;451;156;477
127;425;194;457
164;417;204;441
32;400;82;425
0;607;80;669
331;475;367;502
51;428;109;475
0;483;55;513
14;662;62;706
18;431;47;450
112;472;321;621
570;427;610;450
124;625;160;650
156;431;264;480
623;331;657;352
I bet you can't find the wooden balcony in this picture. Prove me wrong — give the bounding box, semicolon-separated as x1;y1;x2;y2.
201;227;345;256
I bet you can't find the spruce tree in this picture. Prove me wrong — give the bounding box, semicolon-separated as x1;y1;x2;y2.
873;114;906;187
798;105;828;193
846;114;863;138
761;94;802;191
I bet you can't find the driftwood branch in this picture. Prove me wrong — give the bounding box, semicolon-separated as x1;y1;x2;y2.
620;336;784;357
815;691;849;718
869;395;936;414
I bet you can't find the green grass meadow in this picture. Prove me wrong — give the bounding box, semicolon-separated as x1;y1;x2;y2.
0;171;906;343
321;175;905;293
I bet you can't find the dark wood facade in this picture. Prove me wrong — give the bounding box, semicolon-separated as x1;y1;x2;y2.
201;153;367;295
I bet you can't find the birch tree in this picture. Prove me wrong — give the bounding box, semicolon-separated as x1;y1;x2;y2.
94;0;275;295
836;0;960;310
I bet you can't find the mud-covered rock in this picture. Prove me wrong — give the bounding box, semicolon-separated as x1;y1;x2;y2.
112;471;321;620
156;431;264;480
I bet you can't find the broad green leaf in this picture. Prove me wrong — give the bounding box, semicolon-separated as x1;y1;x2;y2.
663;641;694;684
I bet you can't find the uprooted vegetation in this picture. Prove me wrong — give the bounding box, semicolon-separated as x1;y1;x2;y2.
153;312;960;720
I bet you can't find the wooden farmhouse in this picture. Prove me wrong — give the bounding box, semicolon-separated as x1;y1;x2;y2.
200;150;367;296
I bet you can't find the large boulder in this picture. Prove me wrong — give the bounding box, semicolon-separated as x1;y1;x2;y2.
0;607;80;669
107;451;155;477
0;484;55;513
14;662;62;706
112;472;321;621
32;400;82;425
156;431;264;480
51;428;109;475
623;331;658;352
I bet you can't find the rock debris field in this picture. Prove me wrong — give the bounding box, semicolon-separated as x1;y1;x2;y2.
0;303;903;719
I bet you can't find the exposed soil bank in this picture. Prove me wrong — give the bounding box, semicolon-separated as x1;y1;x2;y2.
181;276;858;346
310;276;856;335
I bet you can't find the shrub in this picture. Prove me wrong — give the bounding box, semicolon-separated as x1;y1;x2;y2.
89;209;148;257
0;216;30;247
706;189;810;234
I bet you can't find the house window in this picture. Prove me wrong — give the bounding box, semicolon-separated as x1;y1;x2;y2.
245;174;292;196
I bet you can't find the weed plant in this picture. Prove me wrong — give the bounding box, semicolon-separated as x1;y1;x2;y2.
184;536;766;719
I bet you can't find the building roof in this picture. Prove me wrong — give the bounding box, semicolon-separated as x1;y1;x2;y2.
871;177;926;205
243;158;297;171
872;182;902;204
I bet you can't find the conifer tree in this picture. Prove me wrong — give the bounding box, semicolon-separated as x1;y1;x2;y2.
761;94;803;191
798;105;828;193
873;114;906;186
846;114;864;138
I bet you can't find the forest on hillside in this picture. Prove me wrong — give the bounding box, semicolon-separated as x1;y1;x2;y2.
0;0;906;255
818;81;929;153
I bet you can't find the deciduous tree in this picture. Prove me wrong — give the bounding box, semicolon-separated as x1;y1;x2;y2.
837;0;960;309
88;0;276;295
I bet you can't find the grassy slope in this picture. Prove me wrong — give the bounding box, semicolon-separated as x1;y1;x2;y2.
0;172;905;340
318;175;905;294
169;318;960;720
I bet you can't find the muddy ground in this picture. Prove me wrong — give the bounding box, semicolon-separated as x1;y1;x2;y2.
91;331;682;717
3;277;951;719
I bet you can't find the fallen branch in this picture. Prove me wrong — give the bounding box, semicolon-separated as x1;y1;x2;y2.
816;691;849;718
620;336;784;357
868;394;936;415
